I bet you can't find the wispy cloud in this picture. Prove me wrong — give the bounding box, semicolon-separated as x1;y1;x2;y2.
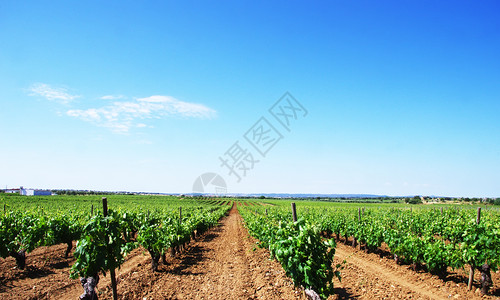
28;83;79;104
67;95;217;134
100;95;125;100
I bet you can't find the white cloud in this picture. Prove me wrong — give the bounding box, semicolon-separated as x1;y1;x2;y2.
28;83;79;104
100;95;125;100
67;95;216;134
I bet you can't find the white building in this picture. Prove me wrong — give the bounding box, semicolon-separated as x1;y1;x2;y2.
20;189;52;196
4;186;52;196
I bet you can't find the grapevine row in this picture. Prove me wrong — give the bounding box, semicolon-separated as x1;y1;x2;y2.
310;206;500;294
239;205;340;300
1;200;231;299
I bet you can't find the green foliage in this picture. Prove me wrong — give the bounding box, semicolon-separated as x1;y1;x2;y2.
2;195;500;295
0;211;23;258
270;219;338;299
0;212;48;257
1;195;229;275
136;206;229;271
241;208;339;299
460;221;500;271
45;214;83;246
70;210;136;279
311;205;500;276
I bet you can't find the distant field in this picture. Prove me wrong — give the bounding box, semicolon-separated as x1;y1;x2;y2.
1;194;223;213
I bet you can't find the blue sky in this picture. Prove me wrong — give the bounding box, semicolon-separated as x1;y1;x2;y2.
1;1;499;197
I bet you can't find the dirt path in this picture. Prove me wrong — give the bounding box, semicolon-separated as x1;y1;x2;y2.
0;243;77;299
56;203;303;300
116;203;303;300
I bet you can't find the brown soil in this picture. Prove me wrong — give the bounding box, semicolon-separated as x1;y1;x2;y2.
0;242;79;299
331;242;500;299
1;205;498;299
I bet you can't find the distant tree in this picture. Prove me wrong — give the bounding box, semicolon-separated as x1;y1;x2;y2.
405;196;422;204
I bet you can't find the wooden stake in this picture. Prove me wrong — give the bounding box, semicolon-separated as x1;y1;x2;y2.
102;197;108;216
291;203;297;222
102;197;118;300
468;207;482;291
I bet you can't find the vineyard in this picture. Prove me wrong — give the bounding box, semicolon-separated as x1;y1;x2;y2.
0;194;499;299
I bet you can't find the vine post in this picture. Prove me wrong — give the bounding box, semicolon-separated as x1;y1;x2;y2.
179;206;183;252
357;208;363;249
468;207;481;291
291;202;297;222
102;197;118;300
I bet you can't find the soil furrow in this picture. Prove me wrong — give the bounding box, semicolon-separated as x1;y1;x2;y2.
133;203;303;299
335;245;445;299
332;242;499;299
